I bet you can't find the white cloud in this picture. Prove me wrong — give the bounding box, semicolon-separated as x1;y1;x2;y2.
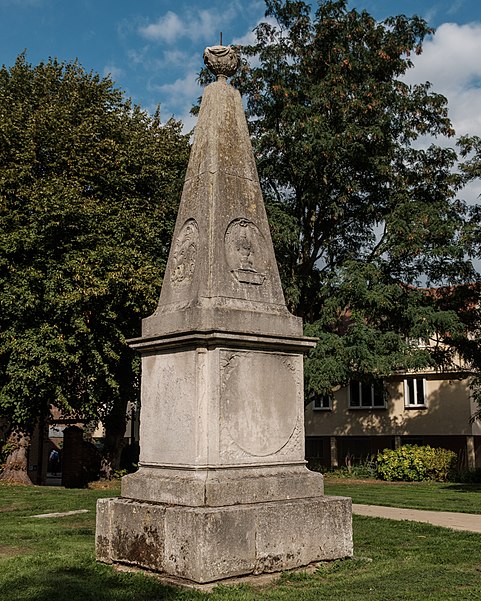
154;71;199;99
146;70;201;131
406;23;481;90
447;0;465;16
121;1;266;128
461;179;481;205
103;64;124;81
447;87;481;139
402;22;481;205
233;29;257;46
161;49;193;68
179;111;198;137
404;23;481;139
196;9;226;41
138;6;238;45
127;46;149;66
232;15;279;73
139;11;184;44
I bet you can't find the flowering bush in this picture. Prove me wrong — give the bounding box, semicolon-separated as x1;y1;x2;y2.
376;445;457;482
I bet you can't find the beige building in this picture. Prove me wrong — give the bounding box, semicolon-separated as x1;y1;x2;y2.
305;367;481;470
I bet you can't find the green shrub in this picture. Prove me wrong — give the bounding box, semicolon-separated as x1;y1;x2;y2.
376;444;457;482
454;467;481;483
308;456;378;479
327;458;378;480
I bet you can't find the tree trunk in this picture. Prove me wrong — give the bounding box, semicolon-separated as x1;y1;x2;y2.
0;429;33;485
100;352;137;480
100;401;128;480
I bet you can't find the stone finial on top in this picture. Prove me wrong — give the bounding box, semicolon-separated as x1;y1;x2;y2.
203;45;239;80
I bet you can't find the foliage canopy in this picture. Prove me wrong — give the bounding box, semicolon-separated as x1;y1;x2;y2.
0;54;189;434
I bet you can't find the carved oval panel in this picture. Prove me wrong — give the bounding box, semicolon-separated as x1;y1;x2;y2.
224;219;267;285
220;351;299;457
170;219;199;286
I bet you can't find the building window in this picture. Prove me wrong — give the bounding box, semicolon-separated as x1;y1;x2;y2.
312;394;332;411
404;377;426;407
349;380;385;409
305;437;325;459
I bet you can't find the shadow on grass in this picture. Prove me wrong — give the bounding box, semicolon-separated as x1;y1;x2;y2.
1;560;207;601
441;483;481;494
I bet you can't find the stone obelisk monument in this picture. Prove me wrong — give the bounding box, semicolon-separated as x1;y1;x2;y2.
96;46;352;584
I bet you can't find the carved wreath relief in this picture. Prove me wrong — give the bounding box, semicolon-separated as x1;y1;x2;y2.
225;219;267;285
170;219;199;286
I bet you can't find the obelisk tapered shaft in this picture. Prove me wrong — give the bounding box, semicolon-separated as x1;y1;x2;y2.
142;59;301;339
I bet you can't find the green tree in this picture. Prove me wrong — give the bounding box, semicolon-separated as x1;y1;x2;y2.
0;54;190;482
452;136;481;420
227;0;478;395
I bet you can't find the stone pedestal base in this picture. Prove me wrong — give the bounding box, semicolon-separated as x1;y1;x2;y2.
96;495;353;584
121;464;325;506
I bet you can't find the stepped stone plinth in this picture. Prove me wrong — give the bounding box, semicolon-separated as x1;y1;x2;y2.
96;45;352;584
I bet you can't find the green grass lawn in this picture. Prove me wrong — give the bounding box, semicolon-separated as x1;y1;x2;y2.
1;481;481;601
324;476;481;514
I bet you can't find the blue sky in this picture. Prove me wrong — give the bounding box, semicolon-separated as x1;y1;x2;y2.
1;0;481;149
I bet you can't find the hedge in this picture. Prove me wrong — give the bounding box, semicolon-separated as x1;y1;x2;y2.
376;444;457;482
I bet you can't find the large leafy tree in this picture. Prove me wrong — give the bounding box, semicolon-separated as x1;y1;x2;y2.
450;136;481;419
0;54;189;482
229;0;479;395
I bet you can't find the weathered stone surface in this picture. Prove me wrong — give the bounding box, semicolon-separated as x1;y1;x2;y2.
97;497;166;571
122;464;324;507
254;497;353;570
163;504;257;582
96;498;113;564
203;45;239;79
141;79;301;340
127;343;309;474
96;495;353;584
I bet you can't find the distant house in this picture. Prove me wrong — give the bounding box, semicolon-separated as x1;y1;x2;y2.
305;361;481;471
24;409;95;486
305;284;481;471
3;404;139;486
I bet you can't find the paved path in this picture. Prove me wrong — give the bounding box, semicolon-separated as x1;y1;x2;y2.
32;509;89;519
353;504;481;533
